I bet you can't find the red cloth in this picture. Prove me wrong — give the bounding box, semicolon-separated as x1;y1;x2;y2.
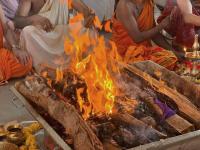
157;0;200;48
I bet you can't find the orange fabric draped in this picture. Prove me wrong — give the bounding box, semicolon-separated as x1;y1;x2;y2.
0;22;32;85
111;0;177;70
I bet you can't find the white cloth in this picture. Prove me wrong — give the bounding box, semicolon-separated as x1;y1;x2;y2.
82;0;115;21
20;0;111;70
38;0;69;26
20;0;71;70
20;23;86;70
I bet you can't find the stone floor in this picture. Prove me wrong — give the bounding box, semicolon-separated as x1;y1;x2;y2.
0;79;33;124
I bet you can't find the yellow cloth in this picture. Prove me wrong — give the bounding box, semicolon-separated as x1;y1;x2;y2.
111;0;177;70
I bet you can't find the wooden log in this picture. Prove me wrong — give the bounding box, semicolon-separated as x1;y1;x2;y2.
113;127;139;148
139;94;194;134
134;61;200;108
15;75;103;150
111;113;167;145
120;62;200;129
102;140;121;150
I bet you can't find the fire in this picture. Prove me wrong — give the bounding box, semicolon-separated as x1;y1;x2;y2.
94;16;103;30
64;25;119;119
68;0;72;9
56;67;64;83
104;20;112;33
69;13;84;24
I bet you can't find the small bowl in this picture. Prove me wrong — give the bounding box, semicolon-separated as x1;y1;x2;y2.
0;132;7;141
7;132;25;146
0;126;7;141
7;124;22;133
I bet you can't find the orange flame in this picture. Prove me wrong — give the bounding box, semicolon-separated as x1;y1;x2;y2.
94;16;103;30
56;67;64;83
69;13;84;24
65;27;120;119
69;12;107;31
104;20;112;33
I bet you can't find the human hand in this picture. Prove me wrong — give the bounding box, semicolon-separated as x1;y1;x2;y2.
173;51;188;61
13;48;32;66
31;15;53;32
160;16;171;29
84;9;95;28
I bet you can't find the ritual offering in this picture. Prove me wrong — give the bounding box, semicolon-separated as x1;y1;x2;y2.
176;34;200;84
0;122;42;150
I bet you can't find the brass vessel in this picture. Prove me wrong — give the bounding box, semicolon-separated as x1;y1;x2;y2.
6;124;25;146
6;132;25;146
7;124;22;133
0;125;7;141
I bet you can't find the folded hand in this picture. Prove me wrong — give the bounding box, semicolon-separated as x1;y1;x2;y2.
84;9;95;28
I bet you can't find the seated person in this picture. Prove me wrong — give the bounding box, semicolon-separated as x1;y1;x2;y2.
0;4;32;85
157;0;200;48
2;0;95;70
111;0;177;70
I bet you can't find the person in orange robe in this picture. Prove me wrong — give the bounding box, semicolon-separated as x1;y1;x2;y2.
112;0;177;70
0;5;32;85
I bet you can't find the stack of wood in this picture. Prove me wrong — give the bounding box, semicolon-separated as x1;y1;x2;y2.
15;61;200;150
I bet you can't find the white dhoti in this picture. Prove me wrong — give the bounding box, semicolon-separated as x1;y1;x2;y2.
20;0;85;70
82;0;115;21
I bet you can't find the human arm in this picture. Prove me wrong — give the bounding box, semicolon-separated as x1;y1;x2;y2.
116;1;170;43
177;0;200;26
0;5;31;65
71;0;95;27
14;0;53;31
152;33;173;50
152;32;185;60
14;0;32;28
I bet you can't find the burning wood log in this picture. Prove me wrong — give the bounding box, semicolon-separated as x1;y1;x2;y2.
15;75;103;150
111;113;167;146
134;61;200;107
140;94;194;134
121;62;200;129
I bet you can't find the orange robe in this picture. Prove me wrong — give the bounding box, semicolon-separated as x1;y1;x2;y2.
0;23;32;85
111;0;177;70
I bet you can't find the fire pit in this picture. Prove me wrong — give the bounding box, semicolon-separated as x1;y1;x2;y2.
10;22;200;149
10;59;200;150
